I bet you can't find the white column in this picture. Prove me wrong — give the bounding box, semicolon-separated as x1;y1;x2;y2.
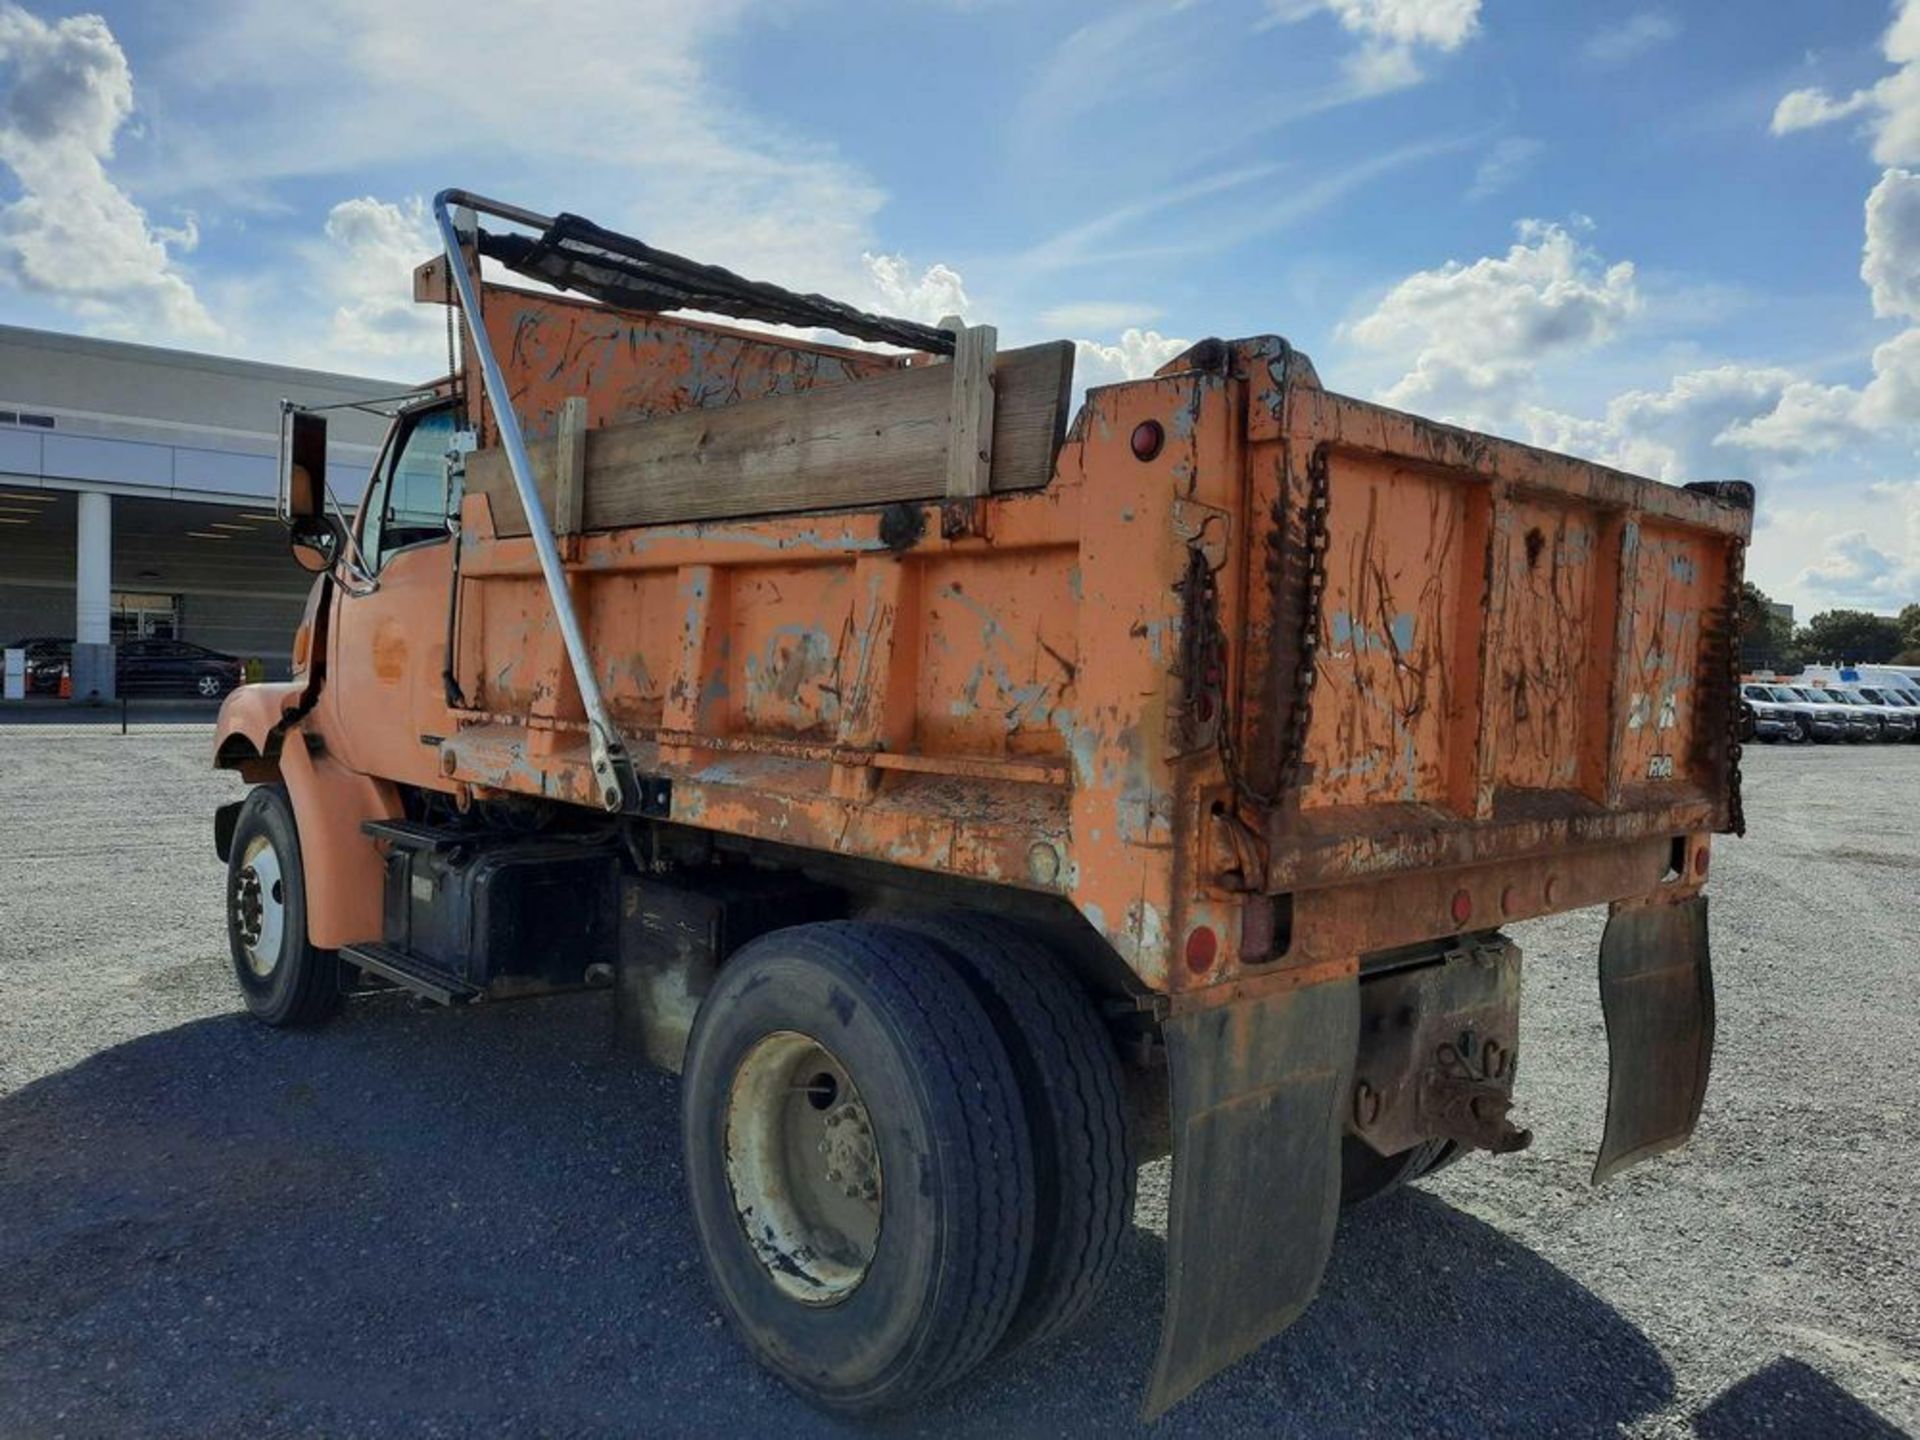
75;490;112;645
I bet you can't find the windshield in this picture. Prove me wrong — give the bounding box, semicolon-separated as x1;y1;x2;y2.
1794;688;1833;704
1766;686;1803;702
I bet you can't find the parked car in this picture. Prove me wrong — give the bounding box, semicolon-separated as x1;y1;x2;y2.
1758;683;1848;742
4;636;71;695
1854;685;1920;741
1787;686;1879;742
1739;682;1809;742
3;635;243;699
1835;687;1912;744
117;638;244;698
1828;687;1914;741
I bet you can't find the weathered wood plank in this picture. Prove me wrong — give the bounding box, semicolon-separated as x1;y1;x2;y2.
944;321;996;501
468;341;1073;537
553;396;588;536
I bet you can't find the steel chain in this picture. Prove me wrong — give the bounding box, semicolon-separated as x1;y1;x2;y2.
1724;535;1747;837
1277;445;1334;792
1212;442;1333;808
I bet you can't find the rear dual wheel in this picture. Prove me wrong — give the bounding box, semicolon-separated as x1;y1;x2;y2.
680;917;1131;1414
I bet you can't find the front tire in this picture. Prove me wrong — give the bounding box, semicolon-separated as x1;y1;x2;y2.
225;784;340;1026
681;921;1036;1414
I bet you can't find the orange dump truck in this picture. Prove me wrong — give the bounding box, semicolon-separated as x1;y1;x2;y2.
213;190;1751;1416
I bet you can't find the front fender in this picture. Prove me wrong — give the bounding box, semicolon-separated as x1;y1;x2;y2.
213;683;400;952
212;681;306;775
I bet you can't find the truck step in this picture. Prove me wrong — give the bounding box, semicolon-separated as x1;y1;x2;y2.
340;941;479;1006
360;818;472;853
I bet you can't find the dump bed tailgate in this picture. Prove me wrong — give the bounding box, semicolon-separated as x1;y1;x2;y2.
1258;384;1750;891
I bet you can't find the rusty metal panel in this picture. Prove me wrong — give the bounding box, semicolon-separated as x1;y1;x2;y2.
474;289;897;447
1298;452;1485;813
1614;521;1725;793
1489;498;1604;792
727;562;856;741
913;550;1079;762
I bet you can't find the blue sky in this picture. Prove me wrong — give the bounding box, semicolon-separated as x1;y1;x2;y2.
3;0;1920;616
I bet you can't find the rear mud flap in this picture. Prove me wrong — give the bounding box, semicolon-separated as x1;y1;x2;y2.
1594;894;1715;1184
1144;975;1358;1419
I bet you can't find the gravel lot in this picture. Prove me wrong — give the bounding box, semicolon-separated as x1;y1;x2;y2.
1;728;1915;1438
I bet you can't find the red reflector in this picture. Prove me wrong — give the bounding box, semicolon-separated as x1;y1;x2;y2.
1450;889;1473;926
1131;420;1164;462
1693;846;1710;878
1185;925;1218;973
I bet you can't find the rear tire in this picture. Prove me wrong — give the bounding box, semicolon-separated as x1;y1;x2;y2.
882;911;1134;1352
225;784;340;1027
1339;1136;1462;1207
681;921;1035;1414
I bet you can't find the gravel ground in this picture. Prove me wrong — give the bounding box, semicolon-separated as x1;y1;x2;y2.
0;729;1915;1438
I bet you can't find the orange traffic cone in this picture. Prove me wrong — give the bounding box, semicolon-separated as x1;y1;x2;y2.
57;664;71;699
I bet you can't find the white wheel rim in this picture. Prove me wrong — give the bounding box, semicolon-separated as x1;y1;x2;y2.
234;833;286;976
724;1031;883;1305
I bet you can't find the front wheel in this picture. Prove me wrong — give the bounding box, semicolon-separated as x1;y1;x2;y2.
681;921;1036;1414
1790;718;1809;743
195;672;228;699
225;784;340;1026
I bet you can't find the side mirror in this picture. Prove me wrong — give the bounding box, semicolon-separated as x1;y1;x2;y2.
289;514;345;573
286;409;329;521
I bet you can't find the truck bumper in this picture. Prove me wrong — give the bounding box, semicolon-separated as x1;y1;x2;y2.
1148;893;1716;1413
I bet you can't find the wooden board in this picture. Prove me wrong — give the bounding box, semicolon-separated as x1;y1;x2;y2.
467;341;1075;537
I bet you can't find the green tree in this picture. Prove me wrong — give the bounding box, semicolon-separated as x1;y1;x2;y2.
1738;581;1801;672
1798;609;1906;665
1900;602;1920;651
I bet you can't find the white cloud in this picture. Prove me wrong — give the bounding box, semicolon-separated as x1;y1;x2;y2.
1768;0;1920;166
146;0;891;304
1344;220;1640;421
0;3;216;338
1468;137;1543;201
1772;86;1877;136
1523;364;1799;482
1264;0;1480;93
1863;167;1920;320
1795;517;1920;605
1321;0;1480;50
1073;328;1191;391
311;196;443;373
859;253;971;326
1583;12;1679;67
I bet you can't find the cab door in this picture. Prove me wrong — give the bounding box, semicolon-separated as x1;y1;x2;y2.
320;402;461;789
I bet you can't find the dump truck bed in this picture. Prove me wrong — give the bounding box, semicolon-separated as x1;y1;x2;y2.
303;297;1748;994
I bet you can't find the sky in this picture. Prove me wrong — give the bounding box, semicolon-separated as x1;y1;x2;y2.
2;0;1919;618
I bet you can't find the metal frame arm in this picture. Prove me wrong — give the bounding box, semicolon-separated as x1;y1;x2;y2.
432;188;633;812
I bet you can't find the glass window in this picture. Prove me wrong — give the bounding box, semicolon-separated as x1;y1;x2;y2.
363;406;456;567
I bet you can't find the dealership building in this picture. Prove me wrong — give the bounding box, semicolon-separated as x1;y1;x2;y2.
0;324;408;688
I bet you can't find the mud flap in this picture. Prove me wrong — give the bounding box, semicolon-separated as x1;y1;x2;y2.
1144;974;1358;1419
1594;894;1714;1184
